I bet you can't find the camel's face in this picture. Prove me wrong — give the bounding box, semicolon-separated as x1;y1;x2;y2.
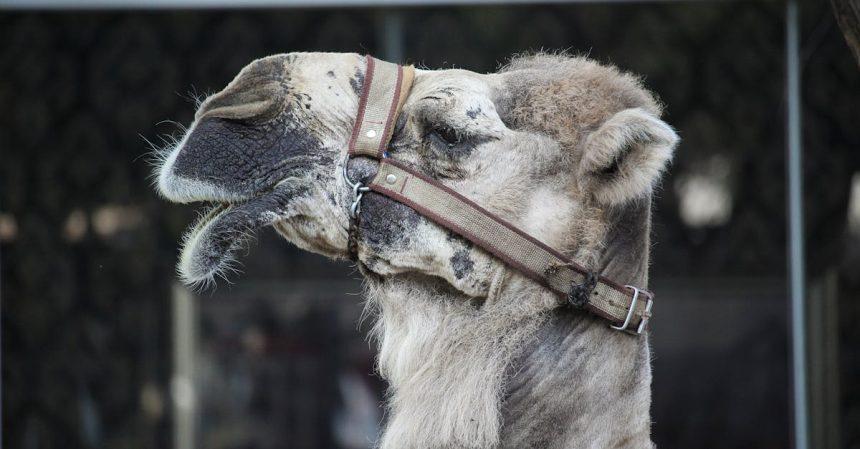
157;52;676;291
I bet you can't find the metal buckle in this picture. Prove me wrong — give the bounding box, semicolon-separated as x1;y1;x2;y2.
610;285;653;334
342;154;371;219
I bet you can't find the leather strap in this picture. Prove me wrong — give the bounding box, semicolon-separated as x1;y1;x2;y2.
348;55;653;334
348;57;415;158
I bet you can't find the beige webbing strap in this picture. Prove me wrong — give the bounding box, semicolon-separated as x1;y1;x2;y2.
368;159;652;331
348;56;415;158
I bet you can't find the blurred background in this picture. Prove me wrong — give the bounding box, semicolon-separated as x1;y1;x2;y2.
1;1;858;448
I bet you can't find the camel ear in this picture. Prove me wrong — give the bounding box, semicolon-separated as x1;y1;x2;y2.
579;107;678;205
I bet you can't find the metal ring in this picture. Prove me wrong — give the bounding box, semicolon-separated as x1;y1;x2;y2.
342;153;362;190
610;285;641;332
610;285;653;334
343;154;371;219
350;192;363;218
636;295;654;334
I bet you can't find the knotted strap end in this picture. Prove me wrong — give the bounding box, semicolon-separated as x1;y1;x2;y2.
567;272;598;308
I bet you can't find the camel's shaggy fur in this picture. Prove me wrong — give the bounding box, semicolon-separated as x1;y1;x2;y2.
156;52;678;448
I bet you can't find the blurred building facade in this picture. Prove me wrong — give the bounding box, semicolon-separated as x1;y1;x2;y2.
2;2;859;448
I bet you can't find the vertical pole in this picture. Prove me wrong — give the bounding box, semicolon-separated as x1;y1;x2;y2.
379;9;405;63
808;271;842;449
786;1;809;449
172;283;197;449
0;243;3;449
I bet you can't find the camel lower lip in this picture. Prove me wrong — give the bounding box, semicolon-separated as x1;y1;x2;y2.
198;202;231;228
177;192;287;287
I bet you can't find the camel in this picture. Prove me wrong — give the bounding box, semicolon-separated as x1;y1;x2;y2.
155;52;678;449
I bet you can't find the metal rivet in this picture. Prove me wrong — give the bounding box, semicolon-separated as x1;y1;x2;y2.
385;174;397;184
366;129;377;138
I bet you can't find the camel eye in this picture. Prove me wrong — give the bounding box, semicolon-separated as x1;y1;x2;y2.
429;126;461;148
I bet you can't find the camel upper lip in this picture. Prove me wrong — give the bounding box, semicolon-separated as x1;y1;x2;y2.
157;167;257;205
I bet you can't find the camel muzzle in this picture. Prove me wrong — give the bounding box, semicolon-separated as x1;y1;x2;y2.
157;109;325;286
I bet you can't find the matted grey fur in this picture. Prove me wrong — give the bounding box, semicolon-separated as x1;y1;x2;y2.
155;51;677;448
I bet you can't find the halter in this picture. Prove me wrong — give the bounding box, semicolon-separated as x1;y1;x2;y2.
343;55;653;335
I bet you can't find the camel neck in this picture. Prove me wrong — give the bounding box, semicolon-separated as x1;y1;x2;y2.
499;308;654;448
497;195;656;448
369;271;654;449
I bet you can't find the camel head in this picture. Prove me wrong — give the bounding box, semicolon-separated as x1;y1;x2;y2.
157;52;677;291
156;52;678;448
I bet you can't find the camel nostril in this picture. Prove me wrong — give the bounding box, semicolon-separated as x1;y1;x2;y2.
195;56;288;122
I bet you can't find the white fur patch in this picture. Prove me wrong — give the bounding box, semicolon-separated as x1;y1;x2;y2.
365;271;557;449
521;186;577;249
